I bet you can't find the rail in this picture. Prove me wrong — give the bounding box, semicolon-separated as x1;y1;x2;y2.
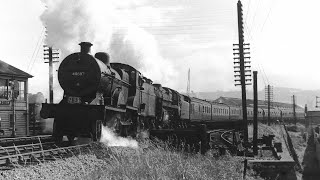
0;142;56;155
0;135;53;147
0;144;90;167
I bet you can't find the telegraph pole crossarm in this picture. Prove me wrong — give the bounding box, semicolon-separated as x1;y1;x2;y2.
44;46;60;103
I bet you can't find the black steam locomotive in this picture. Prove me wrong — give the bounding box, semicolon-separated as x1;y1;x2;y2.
40;42;304;142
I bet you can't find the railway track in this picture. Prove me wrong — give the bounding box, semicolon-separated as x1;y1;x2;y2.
208;129;243;155
220;129;234;145
0;135;54;147
0;144;90;169
0;135;91;169
0;142;56;156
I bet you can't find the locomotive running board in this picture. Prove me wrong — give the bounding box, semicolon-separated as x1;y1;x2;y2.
126;106;138;111
105;106;126;112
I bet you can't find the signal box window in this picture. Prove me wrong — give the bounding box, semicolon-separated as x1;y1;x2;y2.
0;79;10;99
0;80;25;101
16;81;25;101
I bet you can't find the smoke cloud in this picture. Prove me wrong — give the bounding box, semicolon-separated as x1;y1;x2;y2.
40;0;177;101
100;126;138;149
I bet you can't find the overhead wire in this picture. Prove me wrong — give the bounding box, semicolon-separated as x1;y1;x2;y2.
28;32;46;73
242;0;276;88
261;65;269;85
260;0;276;33
116;22;232;29
27;27;45;72
257;64;267;86
248;0;261;39
244;0;252;22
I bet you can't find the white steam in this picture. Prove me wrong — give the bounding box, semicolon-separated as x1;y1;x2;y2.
100;126;138;149
40;0;177;101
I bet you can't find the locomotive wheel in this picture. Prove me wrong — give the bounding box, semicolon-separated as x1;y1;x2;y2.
67;135;75;144
106;114;120;132
120;125;128;137
92;120;102;141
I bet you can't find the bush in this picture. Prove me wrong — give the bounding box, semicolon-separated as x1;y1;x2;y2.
286;125;299;132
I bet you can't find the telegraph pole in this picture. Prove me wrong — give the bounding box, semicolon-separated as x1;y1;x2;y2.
187;68;190;95
267;85;270;125
265;85;273;125
253;71;258;155
233;0;251;144
304;104;308;127
293;95;297;125
316;96;320;108
44;46;59;103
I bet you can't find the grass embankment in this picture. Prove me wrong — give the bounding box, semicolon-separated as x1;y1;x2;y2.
285;123;308;163
0;140;261;180
248;122;283;141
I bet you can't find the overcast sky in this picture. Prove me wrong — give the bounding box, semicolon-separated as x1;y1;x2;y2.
0;0;320;101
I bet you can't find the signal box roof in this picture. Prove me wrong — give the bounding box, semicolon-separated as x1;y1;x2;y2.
0;60;33;79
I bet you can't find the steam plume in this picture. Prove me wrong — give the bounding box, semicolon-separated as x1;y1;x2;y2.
40;0;177;101
100;126;138;149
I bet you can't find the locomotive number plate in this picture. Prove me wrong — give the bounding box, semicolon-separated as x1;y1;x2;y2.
67;96;81;104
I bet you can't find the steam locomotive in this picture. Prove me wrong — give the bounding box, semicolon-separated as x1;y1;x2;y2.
40;42;305;142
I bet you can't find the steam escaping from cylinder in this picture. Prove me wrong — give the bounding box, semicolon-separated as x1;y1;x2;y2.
100;126;138;149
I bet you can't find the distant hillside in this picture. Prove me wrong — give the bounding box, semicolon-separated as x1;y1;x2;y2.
191;87;320;110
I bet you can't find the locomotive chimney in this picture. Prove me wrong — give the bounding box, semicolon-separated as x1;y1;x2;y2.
79;42;93;54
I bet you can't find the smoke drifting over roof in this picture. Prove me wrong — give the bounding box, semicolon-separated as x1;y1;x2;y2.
40;0;176;96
